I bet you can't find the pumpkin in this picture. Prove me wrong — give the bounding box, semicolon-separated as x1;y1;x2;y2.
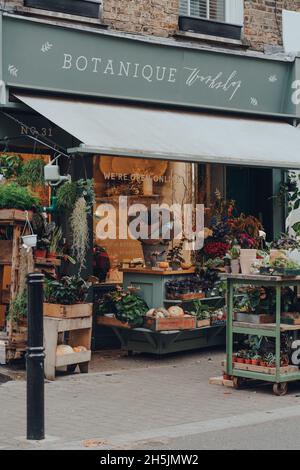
56;344;73;356
159;262;169;269
73;346;87;353
168;306;184;317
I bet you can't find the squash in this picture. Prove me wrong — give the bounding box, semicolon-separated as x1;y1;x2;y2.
56;344;73;356
168;306;184;317
73;346;87;353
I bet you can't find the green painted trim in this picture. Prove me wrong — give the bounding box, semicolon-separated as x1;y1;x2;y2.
272;169;285;239
232;326;276;338
3;14;298;118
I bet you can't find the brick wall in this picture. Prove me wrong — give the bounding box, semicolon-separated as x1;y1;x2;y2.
102;0;179;38
244;1;300;51
4;1;300;51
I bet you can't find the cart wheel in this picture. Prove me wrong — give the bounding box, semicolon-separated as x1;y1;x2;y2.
273;382;288;396
233;377;242;389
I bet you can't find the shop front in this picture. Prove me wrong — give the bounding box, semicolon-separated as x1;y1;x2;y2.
1;12;300;369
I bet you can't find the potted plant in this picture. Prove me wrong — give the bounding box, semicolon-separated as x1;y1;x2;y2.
266;353;276;368
167;241;185;270
225;245;240;275
251;354;261;366
48;227;62;259
44;276;92;318
99;290;148;328
245;352;252;365
191;300;211;328
32;215;56;259
0;182;40;221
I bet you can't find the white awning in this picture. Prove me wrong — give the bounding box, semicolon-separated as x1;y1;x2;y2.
15;93;300;169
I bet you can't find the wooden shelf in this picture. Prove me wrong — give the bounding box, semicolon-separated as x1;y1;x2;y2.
56;350;91;368
34;257;61;267
234;321;300;332
120;268;195;275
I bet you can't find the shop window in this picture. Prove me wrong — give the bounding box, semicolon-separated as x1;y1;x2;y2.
23;0;101;19
179;0;244;40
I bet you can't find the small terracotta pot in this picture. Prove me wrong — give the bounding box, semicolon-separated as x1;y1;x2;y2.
34;249;47;258
260;362;267;367
237;358;245;364
47;252;57;259
252;359;260;366
233;356;238;363
245;359;252;365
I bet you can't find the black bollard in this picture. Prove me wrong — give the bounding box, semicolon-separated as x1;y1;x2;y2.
26;272;45;441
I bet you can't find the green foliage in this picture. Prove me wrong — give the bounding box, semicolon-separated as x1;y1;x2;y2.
0;154;23;178
44;276;90;305
77;179;95;212
70;197;89;273
0;183;40;210
56;179;95;213
99;291;148;327
17;159;45;188
9;291;27;320
56;181;78;211
49;226;62;254
190;300;211;320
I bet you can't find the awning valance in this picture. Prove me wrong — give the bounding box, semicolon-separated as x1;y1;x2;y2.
15;94;300;169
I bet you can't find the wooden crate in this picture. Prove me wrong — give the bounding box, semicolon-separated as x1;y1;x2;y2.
197;319;211;328
145;314;196;332
281;312;300;325
235;312;275;324
44;303;93;319
166;292;205;301
56;350;91;368
0;209;33;222
234;362;299;376
97;314;130;329
0;240;13;264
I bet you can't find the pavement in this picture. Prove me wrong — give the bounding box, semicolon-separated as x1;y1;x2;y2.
1;348;300;450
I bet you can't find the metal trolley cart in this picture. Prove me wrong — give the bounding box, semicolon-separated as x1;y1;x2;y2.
225;274;300;396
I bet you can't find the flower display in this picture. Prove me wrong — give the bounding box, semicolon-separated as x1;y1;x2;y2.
203;241;230;259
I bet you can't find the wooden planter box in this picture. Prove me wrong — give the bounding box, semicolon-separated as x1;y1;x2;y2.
234;362;298;376
145;315;196;332
0;209;33;222
56;350;91;368
44;303;92;319
0;240;13;264
197;319;211;328
235;313;275;324
97;314;130;329
166;292;205;301
281;312;300;325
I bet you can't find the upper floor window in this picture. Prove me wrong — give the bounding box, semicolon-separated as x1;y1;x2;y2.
179;0;244;40
23;0;102;20
179;0;226;22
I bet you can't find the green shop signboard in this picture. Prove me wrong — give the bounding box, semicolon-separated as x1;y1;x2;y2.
1;15;299;117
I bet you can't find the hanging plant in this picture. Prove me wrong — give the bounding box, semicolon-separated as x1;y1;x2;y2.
76;179;95;213
70;197;89;273
56;181;78;211
17;159;45;188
